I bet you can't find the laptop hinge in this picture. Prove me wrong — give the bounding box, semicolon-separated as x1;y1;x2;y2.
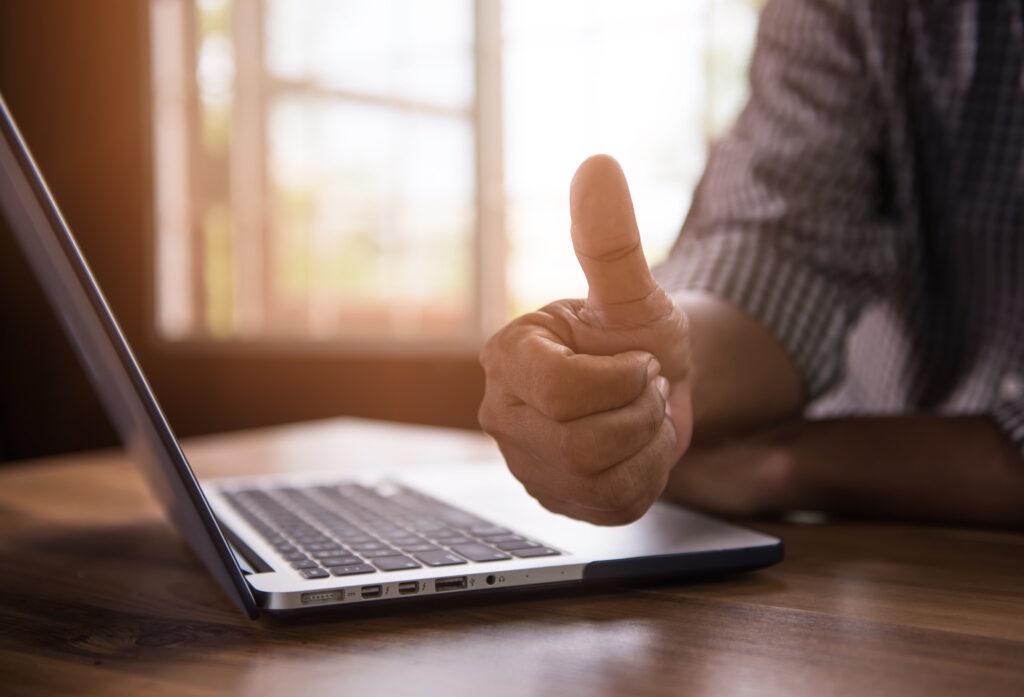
221;526;274;574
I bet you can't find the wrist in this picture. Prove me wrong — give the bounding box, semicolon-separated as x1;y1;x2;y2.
751;421;812;512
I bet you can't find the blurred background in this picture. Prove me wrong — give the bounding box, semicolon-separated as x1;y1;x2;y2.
0;0;761;461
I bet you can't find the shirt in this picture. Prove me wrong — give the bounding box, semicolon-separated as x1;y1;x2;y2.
653;0;1024;453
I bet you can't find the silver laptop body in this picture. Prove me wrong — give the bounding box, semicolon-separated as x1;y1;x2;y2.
0;93;782;619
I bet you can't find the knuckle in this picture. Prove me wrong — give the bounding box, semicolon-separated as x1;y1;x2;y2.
556;423;599;474
656;416;679;462
478;337;494;370
555;424;585;473
537;378;576;421
521;308;553;325
641;385;666;437
492;317;531;357
476;400;497;434
478;327;508;373
476;386;508;431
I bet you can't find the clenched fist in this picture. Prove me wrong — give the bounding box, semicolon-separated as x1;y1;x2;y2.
478;155;693;525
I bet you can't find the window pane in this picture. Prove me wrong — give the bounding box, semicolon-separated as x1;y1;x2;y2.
503;0;759;316
265;0;474;110
266;97;475;338
150;0;760;345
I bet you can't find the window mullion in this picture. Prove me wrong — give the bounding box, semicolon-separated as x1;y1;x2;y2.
474;0;506;340
231;0;266;336
183;0;208;337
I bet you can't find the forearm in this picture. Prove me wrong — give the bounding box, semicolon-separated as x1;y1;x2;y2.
664;414;1024;527
792;416;1024;527
673;290;803;443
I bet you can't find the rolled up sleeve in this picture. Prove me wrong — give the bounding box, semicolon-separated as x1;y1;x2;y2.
991;388;1024;456
654;0;908;401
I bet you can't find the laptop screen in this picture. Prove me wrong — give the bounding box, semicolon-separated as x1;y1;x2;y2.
0;93;259;619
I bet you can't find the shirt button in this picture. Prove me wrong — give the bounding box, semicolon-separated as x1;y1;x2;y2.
998;372;1024;402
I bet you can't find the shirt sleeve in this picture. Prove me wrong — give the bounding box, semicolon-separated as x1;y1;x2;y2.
991;396;1024;457
653;0;908;401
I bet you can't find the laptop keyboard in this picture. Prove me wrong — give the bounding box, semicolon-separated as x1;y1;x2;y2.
222;483;561;579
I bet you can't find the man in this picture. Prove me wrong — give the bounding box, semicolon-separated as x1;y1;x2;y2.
477;0;1024;527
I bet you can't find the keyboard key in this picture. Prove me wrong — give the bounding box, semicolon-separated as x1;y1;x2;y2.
437;512;487;527
484;534;525;544
469;526;513;537
350;541;390;552
433;536;474;546
330;564;376;576
401;543;441;553
371;555;422;572
430;529;464;540
329;526;362;537
281;551;309;562
373;526;406;537
494;540;542;551
300;568;329;579
449;543;511;562
319;556;364;567
414;550;467;567
305;542;343;552
361;549;401;559
296;537;330;547
291;560;319;569
312;547;351;558
509;547;560;558
294;532;328;541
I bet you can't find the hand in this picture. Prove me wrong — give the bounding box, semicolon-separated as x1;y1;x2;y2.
478;155;693;525
663;421;806;518
665;416;1024;527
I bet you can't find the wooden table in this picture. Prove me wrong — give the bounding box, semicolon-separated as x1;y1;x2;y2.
1;418;1022;696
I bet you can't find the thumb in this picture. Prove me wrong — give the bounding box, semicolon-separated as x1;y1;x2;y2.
570;154;657;310
568;155;690;384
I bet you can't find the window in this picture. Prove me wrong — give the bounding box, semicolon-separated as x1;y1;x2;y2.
149;0;761;349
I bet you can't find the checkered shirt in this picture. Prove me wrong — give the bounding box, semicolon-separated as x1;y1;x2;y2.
654;0;1024;453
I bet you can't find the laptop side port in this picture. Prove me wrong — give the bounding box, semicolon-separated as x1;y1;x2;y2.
398;581;419;595
360;584;383;599
434;576;467;592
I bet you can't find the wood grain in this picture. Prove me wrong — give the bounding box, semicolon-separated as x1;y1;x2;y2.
1;419;1022;696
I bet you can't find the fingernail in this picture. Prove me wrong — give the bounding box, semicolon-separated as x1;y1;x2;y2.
656;376;670;399
646;357;661;381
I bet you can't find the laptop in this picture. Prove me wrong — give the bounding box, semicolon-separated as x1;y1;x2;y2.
0;93;782;619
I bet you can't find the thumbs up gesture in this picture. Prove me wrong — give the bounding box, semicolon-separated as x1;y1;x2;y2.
478;155;693;525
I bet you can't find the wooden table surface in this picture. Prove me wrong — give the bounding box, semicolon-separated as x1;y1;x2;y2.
1;418;1022;696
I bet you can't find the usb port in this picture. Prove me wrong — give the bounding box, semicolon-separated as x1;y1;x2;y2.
360;585;383;599
434;576;467;592
398;581;419;595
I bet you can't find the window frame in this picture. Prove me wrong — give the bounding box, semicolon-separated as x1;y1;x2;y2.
151;0;504;356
